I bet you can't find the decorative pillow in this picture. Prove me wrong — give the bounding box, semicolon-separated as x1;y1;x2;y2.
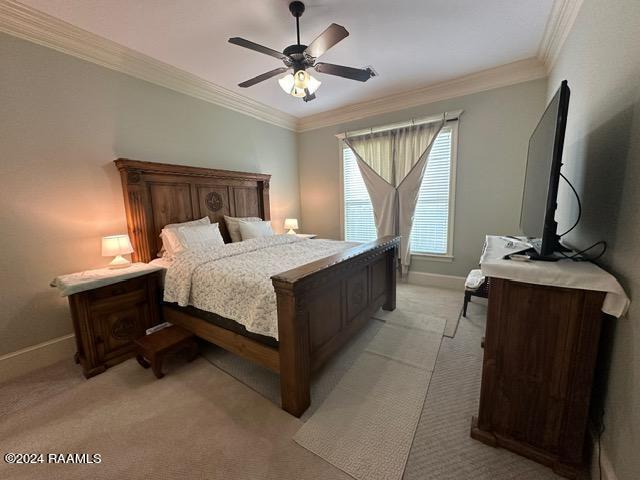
176;223;225;251
160;216;210;257
224;215;262;242
238;220;274;240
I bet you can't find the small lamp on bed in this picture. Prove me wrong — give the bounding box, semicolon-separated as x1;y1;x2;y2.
284;218;299;235
102;234;134;269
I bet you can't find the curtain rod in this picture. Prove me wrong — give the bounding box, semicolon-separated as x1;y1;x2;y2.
335;109;463;140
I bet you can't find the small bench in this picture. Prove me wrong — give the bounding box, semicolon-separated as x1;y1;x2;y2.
134;325;198;379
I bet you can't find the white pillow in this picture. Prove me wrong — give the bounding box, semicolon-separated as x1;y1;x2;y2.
224;215;262;242
238;220;274;240
176;223;225;251
159;216;210;257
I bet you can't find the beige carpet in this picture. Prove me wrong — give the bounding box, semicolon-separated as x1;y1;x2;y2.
0;357;351;480
0;285;562;480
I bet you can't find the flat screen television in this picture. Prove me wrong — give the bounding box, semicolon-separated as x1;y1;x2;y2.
519;80;570;259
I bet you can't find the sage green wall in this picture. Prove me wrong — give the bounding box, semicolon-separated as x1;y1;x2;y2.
297;79;547;277
548;1;640;478
0;33;299;357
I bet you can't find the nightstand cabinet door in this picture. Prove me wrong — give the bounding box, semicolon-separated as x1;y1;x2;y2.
69;272;161;378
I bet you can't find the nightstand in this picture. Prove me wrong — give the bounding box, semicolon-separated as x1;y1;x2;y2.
295;233;317;239
52;263;163;378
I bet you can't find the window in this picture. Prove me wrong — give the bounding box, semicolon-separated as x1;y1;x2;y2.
342;123;456;256
342;146;377;242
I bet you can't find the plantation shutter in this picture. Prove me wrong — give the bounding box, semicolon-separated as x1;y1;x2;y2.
409;127;453;254
343;147;377;243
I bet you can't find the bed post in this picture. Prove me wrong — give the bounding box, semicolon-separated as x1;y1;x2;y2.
383;243;398;311
274;285;310;417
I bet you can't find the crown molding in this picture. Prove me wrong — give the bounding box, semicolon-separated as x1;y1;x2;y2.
1;1;566;134
297;57;547;132
0;0;298;131
538;0;584;72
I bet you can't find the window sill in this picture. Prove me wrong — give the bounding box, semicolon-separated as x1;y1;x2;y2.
410;253;454;263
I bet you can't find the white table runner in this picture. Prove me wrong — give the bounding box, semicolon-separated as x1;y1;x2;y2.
480;236;630;318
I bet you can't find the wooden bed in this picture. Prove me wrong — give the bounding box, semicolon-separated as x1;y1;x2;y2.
115;159;399;417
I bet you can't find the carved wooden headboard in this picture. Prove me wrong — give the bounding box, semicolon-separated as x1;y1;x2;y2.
114;159;271;263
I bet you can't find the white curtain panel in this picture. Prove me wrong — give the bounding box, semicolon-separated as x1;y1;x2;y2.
345;120;444;273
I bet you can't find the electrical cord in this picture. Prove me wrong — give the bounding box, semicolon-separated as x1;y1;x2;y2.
560;240;607;262
556;173;608;262
559;172;582;237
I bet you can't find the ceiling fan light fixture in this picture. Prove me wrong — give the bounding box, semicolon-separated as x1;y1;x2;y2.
279;71;321;97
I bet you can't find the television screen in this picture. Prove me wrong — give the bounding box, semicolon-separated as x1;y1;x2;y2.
520;80;570;256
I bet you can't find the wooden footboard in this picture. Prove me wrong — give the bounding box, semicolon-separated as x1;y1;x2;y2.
272;235;399;417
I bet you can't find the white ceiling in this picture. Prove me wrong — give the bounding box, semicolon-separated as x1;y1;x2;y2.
21;0;555;118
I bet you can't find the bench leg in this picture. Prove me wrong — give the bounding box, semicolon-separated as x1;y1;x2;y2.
463;291;472;317
151;355;165;379
136;354;151;369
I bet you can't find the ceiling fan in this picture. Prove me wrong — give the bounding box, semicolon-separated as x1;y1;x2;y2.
228;1;376;102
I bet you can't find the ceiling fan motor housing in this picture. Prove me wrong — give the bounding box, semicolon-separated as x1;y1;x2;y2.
289;1;305;18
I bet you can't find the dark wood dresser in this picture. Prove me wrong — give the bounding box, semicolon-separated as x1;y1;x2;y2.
468;236;630;478
471;277;605;478
67;271;162;378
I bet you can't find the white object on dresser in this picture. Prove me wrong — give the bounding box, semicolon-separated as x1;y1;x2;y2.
51;263;163;297
295;233;317;239
480;235;630;317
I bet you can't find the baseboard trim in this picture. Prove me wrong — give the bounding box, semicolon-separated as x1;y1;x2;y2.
0;334;76;383
405;271;465;290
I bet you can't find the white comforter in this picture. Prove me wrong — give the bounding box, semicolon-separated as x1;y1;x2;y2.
164;235;358;339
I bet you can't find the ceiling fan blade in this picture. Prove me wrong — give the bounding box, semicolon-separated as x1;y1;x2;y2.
238;67;289;88
314;62;374;82
228;37;288;60
304;23;349;58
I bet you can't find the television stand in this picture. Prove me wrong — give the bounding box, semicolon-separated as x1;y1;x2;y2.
472;235;629;479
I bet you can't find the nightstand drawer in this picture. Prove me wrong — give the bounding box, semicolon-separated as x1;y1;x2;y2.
87;276;149;302
89;288;148;313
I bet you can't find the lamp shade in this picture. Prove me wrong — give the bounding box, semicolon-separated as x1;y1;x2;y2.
101;234;134;257
284;218;299;231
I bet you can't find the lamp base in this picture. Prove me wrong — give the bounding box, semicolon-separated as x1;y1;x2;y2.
108;255;131;269
287;229;297;235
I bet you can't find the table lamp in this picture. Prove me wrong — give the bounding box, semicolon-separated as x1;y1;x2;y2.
284;218;299;235
102;234;134;268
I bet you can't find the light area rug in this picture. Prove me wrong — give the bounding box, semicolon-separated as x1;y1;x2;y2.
403;299;561;480
293;300;445;480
